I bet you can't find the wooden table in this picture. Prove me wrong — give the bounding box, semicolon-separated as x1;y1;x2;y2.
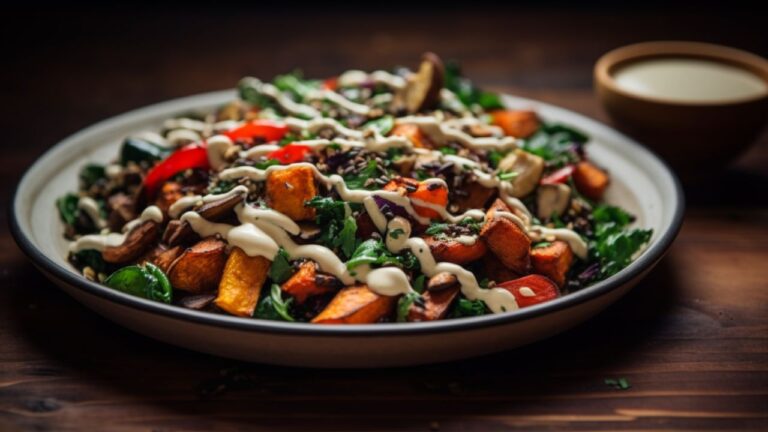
2;6;766;431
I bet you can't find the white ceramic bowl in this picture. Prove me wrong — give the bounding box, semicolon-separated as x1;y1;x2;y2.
10;91;684;368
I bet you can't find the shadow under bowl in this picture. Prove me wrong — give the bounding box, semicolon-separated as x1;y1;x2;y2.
595;41;768;181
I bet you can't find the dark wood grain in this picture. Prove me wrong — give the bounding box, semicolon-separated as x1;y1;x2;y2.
1;6;767;431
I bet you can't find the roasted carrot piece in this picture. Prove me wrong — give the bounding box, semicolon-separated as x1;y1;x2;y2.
483;254;522;283
497;274;560;308
311;285;397;324
390;124;433;148
531;240;574;288
266;165;317;221
425;236;487;265
383;176;448;219
151;245;184;273
215;247;271;317
281;261;340;304
407;286;460;322
167;237;228;293
491;110;540;138
572;161;609;201
479;199;531;274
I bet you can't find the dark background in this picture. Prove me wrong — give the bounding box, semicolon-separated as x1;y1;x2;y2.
1;3;767;431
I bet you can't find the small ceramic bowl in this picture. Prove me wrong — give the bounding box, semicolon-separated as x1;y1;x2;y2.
595;41;768;180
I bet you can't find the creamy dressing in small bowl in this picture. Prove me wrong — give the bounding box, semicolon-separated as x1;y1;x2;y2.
613;57;768;103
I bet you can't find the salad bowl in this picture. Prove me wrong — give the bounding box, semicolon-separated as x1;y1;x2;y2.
10;90;683;368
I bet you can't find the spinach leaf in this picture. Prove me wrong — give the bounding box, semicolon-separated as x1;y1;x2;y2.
305;196;360;260
347;239;420;271
56;193;79;226
444;61;504;110
488;150;505;169
120;137;170;166
79;164;106;189
269;248;293;284
521;123;589;167
590;204;653;279
104;263;172;304
254;284;295;322
412;274;426;293
396;291;425;322
273;71;320;100
363;116;394;135
449;298;488;318
72;249;108;274
238;80;277;111
438;146;457;155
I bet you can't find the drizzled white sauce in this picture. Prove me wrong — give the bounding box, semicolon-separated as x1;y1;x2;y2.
396;116;517;151
206;135;234;170
132;131;170;148
70;206;164;253
78;197;107;229
240;77;320;118
307;89;371;115
167;129;201;145
338;70;407;90
518;287;536;297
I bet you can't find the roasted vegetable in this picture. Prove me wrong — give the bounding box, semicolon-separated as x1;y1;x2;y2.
479;199;531;274
281;261;340;304
312;284;397;324
531;240;574;287
390;124;433;148
266;165;317;221
491;110;540;139
425;236;487;265
407;286;460;322
167;237;228;293
497;149;545;198
383;177;448;219
497;274;560;308
536;183;571;220
404;52;444;113
103;221;160;264
104;262;172;303
215;247;271;317
573;161;609;201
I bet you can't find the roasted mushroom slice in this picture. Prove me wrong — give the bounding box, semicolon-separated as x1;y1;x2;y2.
404;52;445;113
102;221;160;264
426;272;459;292
168;191;246;246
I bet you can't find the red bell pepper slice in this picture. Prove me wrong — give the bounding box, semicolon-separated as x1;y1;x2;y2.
224;120;288;144
540;164;574;185
322;77;338;91
266;144;311;164
144;144;209;198
497;274;560;308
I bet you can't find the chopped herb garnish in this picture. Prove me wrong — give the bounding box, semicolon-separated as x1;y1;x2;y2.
412;274;426;293
254;283;295;322
363;115;395;135
347;239;420;271
449;298;488;318
497;170;518;181
438;147;457;155
396;291;424;322
305;196;360;259
590;204;652;279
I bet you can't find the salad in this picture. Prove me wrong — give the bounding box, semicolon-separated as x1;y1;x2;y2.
58;53;652;324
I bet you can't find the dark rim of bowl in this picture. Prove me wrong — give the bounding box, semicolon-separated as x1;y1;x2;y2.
8;99;685;337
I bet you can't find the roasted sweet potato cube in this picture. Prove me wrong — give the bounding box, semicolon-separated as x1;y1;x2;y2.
425;236;487;265
151;245;184;273
266;166;317;221
215;247;271;317
483;254;522;283
480;200;531;274
390;124;433;148
491;110;540;138
452;181;496;213
531;240;574;288
573;161;609;201
407;286;460;322
311;285;397;324
498;274;560;308
282;261;340;304
167;237;228;293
